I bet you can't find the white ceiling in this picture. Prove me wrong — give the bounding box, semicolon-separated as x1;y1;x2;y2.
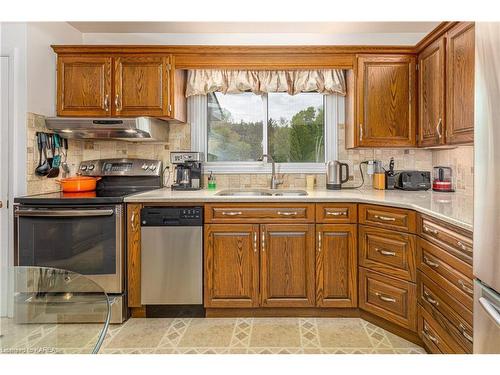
69;21;439;35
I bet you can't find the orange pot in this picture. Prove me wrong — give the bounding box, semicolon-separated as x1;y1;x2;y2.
56;176;101;192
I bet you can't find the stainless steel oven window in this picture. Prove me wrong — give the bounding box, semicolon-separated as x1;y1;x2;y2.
14;205;123;294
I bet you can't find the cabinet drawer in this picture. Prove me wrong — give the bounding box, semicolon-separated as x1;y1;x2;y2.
418;214;473;264
315;203;357;223
419;272;473;352
359;204;416;233
359;268;417;331
417;238;473;311
418;305;466;354
204;203;315;223
359;225;416;282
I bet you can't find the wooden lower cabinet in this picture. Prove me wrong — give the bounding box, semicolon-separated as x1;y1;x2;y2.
359;267;417;331
260;224;316;307
316;224;357;307
204;224;260;308
127;204;142;308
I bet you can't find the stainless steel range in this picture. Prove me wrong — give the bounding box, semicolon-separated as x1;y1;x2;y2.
14;158;163;323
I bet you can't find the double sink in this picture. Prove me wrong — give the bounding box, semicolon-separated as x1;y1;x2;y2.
216;189;308;197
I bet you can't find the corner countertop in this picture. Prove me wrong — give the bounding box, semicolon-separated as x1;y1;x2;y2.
124;188;473;232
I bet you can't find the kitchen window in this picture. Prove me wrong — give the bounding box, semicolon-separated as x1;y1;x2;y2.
190;92;341;173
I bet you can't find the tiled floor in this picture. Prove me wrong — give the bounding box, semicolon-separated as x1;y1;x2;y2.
1;317;426;354
99;318;426;354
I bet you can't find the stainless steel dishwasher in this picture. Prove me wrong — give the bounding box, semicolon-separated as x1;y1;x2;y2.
140;206;203;317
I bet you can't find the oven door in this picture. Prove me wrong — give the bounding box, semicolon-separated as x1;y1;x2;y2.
14;205;124;294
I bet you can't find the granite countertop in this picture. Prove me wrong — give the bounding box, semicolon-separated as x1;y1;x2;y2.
124;188;474;231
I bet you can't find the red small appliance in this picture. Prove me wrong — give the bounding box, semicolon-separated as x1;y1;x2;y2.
432;166;455;192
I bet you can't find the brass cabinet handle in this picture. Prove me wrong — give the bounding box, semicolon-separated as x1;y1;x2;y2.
261;231;265;252
326;211;346;216
104;94;109;112
277;211;298;216
373;214;396;222
221;211;243;216
423;225;439;235
436;118;443;139
458;279;474;295
459;323;473;343
253;231;258;253
423;255;440;268
424;291;439;306
375;292;396;303
318;231;322;252
375;248;396;257
359;124;363;142
115;94;122;111
423;326;439;344
456;241;472;253
130;210;137;232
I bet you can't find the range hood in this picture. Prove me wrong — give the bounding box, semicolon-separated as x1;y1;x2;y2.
44;117;169;141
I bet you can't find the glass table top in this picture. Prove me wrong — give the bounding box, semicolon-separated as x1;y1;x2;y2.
0;267;110;354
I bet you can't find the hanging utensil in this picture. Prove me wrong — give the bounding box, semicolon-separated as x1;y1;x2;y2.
61;138;70;177
47;134;60;178
34;132;44;176
35;133;50;176
52;134;62;168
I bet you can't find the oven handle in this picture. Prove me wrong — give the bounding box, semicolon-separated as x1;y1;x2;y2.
15;208;115;217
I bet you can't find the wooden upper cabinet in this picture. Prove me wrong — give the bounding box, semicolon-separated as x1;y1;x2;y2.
260;224;315;307
204;224;260;308
355;55;417;147
56;53;186;121
418;38;446;147
316;224;357;307
446;23;475;145
114;56;170;117
57;56;112;117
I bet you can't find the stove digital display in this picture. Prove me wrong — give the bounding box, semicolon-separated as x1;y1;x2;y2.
103;162;133;172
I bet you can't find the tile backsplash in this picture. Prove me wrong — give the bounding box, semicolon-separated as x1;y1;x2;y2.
26;113;474;195
26;113;189;194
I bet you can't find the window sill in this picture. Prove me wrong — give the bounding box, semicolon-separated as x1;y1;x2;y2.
202;162;327;174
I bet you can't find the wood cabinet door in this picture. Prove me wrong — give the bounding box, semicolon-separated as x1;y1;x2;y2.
418;38;446;147
316;224;357;307
260;224;315;307
114;56;170;117
204;224;260;308
356;55;417;147
446;23;475;145
57;56;112;117
127;204;142;307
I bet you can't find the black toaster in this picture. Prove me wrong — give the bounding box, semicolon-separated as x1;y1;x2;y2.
393;171;431;191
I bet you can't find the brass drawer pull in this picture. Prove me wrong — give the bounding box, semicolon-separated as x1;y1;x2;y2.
374;214;396;222
318;231;322;252
130;210;137;232
104;94;109;112
253;232;258;253
458;279;474;295
261;231;265;252
422;328;439;344
326;211;346;216
456;241;472;253
277;211;298;216
375;248;397;257
459;323;473;343
424;291;439;306
221;211;243;216
375;292;396;303
436;118;443;139
423;225;439;235
423;255;440;268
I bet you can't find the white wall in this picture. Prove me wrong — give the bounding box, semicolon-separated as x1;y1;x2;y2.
82;32;427;45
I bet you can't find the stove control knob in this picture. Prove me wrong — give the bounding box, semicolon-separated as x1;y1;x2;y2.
142;164;149;170
149;164;157;171
80;165;88;171
88;164;95;171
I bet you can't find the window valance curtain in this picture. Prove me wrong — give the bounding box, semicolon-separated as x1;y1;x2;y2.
185;69;346;97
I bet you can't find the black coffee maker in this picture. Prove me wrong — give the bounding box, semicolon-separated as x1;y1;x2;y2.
170;152;203;190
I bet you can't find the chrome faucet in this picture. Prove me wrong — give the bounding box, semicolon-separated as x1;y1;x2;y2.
258;154;283;189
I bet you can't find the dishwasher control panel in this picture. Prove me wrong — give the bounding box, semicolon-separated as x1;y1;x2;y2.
141;206;203;226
